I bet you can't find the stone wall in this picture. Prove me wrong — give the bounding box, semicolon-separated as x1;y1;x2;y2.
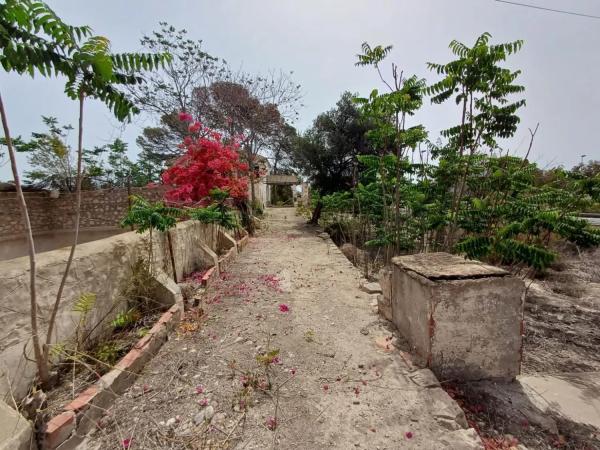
0;220;221;402
0;192;54;236
0;186;168;239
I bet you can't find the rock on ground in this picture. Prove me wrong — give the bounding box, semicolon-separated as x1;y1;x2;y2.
0;400;33;450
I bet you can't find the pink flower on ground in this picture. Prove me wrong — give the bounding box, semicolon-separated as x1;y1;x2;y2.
265;416;277;431
405;431;414;439
195;385;205;394
289;367;297;376
278;303;290;313
122;438;133;449
323;384;329;391
199;398;209;407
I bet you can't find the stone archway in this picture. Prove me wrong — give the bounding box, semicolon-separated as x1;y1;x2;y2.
265;175;301;207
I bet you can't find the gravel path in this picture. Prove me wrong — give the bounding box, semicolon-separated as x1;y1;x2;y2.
86;208;481;449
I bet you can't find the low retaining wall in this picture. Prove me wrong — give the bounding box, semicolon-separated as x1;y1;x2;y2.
0;220;222;402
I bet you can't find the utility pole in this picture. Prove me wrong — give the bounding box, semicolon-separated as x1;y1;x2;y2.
580;154;587;165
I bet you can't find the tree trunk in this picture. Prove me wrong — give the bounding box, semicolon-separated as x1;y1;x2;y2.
0;90;49;385
309;200;323;224
236;199;255;235
248;147;257;206
45;93;85;363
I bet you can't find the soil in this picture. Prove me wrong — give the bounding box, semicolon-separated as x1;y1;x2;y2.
42;309;163;420
522;245;600;375
448;244;600;450
85;208;480;450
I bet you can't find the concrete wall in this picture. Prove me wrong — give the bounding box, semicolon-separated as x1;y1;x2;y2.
392;268;435;362
390;253;524;381
431;276;524;380
249;178;270;210
0;186;168;239
0;220;219;402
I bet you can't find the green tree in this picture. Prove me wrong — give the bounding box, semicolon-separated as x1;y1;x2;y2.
0;0;169;386
120;195;181;277
85;138;155;188
0;0;92;386
288;92;374;223
426;33;526;247
317;33;600;273
45;32;169;378
6;116;77;191
355;42;428;256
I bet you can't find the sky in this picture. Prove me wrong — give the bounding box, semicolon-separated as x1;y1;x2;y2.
1;0;599;181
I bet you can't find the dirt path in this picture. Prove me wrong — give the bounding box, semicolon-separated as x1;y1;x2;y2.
87;208;480;449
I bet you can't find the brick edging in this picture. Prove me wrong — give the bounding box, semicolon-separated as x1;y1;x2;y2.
237;234;250;250
42;303;182;449
201;266;218;287
43;228;251;449
218;246;237;272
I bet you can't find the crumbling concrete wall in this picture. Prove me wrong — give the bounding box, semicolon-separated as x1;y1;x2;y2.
391;252;524;381
0;399;34;450
377;266;393;321
0;220;223;402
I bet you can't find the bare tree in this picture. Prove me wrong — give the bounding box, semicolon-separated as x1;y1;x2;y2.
128;22;227;116
193;81;289;204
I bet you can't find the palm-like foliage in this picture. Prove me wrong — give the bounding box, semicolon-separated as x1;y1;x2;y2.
0;0;91;75
316;34;600;273
188;188;239;230
121;195;181;234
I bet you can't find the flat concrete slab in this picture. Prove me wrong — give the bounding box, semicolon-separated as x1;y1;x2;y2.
392;252;508;280
0;400;33;450
519;372;600;429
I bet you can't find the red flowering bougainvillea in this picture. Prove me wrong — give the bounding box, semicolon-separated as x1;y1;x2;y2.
162;115;249;205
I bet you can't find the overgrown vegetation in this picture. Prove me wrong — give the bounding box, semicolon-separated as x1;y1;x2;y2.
305;34;600;272
0;0;168;389
120;195;181;274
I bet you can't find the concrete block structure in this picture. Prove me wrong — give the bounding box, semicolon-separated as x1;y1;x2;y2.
391;252;524;381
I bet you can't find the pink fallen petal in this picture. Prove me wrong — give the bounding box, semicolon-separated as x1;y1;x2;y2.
278;304;290;313
265;416;277;430
405;431;414;439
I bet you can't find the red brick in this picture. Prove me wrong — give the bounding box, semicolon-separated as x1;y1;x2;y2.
115;348;142;371
201;267;215;287
157;309;175;325
64;386;98;412
132;333;153;350
44;411;75;449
